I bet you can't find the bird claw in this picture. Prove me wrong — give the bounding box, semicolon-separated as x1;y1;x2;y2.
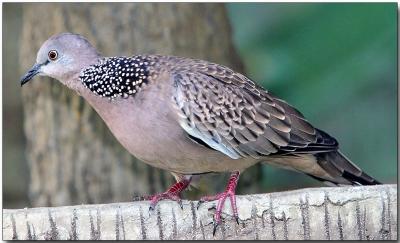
212;219;220;236
196;200;203;210
235;215;240;225
178;199;184;210
149;204;155;211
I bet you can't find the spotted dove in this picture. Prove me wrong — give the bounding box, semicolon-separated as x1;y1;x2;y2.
20;33;381;235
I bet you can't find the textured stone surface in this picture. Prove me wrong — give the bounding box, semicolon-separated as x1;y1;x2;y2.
3;185;397;240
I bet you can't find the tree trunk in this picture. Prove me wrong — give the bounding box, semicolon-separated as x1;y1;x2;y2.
19;2;261;207
3;185;397;240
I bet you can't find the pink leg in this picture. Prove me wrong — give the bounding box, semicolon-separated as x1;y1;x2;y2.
197;171;240;235
147;177;192;210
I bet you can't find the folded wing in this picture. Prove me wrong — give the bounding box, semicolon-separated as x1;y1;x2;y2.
170;59;338;160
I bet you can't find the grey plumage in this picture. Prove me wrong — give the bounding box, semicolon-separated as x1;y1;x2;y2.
20;33;382;234
21;33;380;228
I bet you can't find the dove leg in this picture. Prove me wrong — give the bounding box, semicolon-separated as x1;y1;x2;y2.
147;176;192;210
197;171;240;235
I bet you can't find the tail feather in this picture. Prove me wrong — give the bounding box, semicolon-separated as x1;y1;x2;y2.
315;151;381;185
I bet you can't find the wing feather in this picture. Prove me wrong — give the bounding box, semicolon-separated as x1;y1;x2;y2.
170;58;338;159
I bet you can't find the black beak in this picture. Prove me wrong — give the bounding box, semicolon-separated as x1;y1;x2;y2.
20;63;42;86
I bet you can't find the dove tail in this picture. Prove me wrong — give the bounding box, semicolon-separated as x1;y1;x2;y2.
315;151;381;186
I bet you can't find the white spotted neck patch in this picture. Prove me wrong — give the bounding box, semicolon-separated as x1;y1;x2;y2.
80;56;150;99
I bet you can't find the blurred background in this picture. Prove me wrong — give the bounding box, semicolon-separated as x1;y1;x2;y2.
3;3;397;209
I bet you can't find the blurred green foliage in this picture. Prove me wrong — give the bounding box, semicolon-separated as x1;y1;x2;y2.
227;3;397;188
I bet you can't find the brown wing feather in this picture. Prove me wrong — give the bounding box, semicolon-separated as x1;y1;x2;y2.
170;57;338;159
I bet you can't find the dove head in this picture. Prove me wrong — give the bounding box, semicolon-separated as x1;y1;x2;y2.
20;33;101;88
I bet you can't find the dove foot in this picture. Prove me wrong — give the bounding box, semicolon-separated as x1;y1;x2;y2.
197;171;240;236
146;178;191;210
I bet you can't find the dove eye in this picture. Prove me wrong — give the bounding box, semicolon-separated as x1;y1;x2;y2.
48;50;58;61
